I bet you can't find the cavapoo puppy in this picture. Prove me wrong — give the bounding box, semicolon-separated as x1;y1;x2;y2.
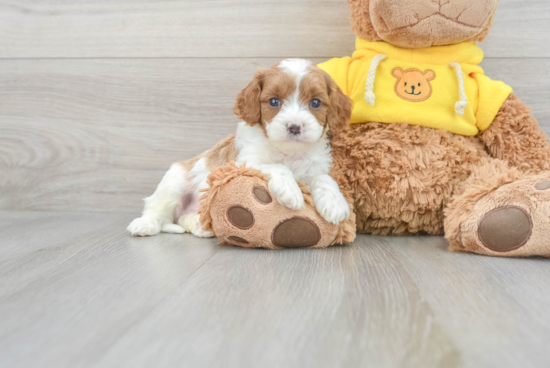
128;59;352;238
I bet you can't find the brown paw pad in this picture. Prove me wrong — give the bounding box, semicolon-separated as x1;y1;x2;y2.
253;186;272;204
534;180;550;191
272;217;321;248
228;236;249;245
478;206;532;252
227;205;254;229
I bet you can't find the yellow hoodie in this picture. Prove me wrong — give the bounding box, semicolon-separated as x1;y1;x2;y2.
318;38;513;136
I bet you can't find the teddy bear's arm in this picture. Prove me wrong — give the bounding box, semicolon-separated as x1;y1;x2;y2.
479;94;550;174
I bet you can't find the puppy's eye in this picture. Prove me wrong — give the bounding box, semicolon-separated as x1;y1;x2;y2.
418;83;421;87
310;99;321;109
404;82;407;86
269;98;280;107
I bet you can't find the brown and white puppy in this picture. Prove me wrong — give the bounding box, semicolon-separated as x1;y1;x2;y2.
128;59;352;237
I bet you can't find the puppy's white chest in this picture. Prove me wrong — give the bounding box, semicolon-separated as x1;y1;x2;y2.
276;152;330;183
235;124;332;183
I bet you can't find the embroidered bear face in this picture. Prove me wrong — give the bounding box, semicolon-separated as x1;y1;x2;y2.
391;68;436;102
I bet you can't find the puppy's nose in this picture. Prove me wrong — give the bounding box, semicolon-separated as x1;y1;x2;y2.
288;124;301;136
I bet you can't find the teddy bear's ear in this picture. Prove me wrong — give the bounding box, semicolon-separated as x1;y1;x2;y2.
391;67;404;79
233;69;266;127
423;70;436;81
324;73;353;134
348;0;382;42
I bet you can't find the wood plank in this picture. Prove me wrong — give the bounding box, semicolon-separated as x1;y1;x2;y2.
1;211;550;367
0;0;548;58
382;235;550;367
483;0;550;58
0;57;287;213
0;0;356;59
0;211;125;262
1;57;549;213
96;235;460;368
0;211;221;368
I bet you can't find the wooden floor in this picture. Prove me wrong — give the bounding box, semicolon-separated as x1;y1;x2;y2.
1;211;550;368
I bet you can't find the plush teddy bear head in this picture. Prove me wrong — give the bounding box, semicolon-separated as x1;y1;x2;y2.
348;0;498;49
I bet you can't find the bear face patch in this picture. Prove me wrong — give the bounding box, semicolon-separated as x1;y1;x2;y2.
391;68;436;102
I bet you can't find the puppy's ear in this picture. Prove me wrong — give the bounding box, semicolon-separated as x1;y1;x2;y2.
233;69;266;127
325;73;353;134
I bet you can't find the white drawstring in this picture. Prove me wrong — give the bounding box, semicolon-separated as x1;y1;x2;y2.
364;54;387;106
450;62;468;116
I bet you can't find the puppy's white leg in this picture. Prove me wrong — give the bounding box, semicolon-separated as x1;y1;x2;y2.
161;224;185;234
183;159;215;238
168;157;215;238
309;174;350;224
258;164;304;210
127;163;187;236
178;213;215;238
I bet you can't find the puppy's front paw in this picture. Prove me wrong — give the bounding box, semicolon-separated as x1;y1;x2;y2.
310;175;350;225
268;175;304;210
193;226;215;238
180;214;215;238
190;214;214;238
127;216;161;237
312;188;350;225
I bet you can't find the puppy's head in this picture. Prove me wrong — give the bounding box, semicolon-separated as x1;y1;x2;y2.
234;59;352;151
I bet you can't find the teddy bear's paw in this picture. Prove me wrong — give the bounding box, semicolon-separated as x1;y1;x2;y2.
457;174;550;258
477;206;532;253
205;173;340;250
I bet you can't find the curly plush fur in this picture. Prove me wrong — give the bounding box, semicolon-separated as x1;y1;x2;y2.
330;122;485;235
329;0;550;257
199;0;550;257
328;92;550;238
348;0;383;43
480;94;550;174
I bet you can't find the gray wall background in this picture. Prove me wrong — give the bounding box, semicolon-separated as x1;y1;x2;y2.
1;0;548;213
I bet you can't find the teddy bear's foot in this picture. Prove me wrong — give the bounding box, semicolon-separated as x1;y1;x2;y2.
446;171;550;258
198;163;356;249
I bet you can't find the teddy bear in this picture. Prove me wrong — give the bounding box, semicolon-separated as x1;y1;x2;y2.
199;0;550;257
